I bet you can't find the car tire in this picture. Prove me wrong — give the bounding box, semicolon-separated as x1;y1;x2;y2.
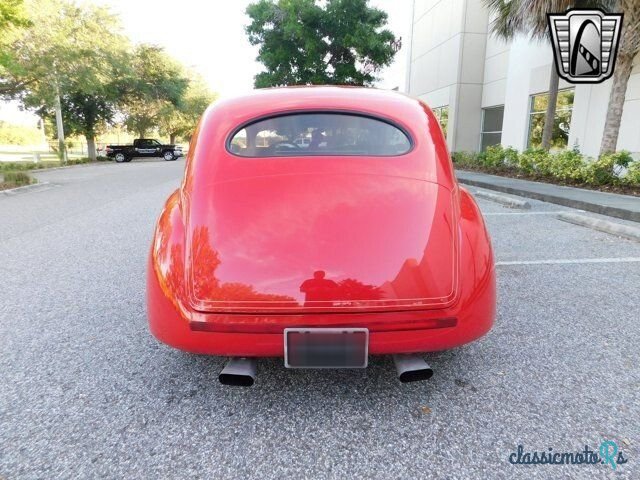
163;151;175;161
114;152;127;163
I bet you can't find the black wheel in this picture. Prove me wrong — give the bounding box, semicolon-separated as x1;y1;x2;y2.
114;152;127;163
163;150;175;161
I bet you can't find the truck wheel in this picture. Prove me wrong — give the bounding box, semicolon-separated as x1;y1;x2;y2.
163;151;175;161
114;152;127;163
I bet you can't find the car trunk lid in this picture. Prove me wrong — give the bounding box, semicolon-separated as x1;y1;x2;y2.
186;173;458;313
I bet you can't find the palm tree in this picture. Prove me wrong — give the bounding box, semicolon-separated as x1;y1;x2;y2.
485;0;614;151
600;0;640;154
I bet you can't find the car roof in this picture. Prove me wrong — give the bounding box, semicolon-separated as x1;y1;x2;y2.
209;86;422;123
185;86;455;190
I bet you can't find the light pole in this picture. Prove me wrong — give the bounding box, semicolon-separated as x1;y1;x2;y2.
54;81;67;164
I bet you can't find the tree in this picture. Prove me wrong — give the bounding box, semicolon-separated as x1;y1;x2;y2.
600;0;640;154
0;0;30;94
2;0;131;160
245;0;398;87
0;0;28;30
158;75;217;143
485;0;614;151
38;5;130;160
122;45;188;138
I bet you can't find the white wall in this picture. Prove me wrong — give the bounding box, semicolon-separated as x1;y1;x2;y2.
407;0;488;151
481;34;509;108
616;56;640;155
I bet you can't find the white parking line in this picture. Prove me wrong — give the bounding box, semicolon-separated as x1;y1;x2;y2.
496;257;640;266
483;211;573;216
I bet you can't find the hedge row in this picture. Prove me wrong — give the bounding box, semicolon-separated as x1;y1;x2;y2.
0;157;104;172
452;146;640;187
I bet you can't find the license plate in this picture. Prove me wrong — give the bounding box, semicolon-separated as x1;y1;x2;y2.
284;328;369;368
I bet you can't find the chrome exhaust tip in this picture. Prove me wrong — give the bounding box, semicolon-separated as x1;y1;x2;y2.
218;357;257;387
392;354;433;383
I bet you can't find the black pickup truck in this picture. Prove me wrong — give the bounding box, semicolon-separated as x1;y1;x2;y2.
105;139;183;162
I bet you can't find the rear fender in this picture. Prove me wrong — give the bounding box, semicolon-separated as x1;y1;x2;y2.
149;189;190;319
456;186;495;334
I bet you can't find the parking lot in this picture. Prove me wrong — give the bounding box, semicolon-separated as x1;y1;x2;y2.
1;159;638;479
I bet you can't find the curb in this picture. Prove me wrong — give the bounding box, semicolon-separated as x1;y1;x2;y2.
473;190;531;209
0;182;51;196
556;212;640;242
457;177;640;223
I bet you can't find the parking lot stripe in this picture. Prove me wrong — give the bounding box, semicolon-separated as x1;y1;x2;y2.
496;257;640;266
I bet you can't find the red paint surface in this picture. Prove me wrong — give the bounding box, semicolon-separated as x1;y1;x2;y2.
147;87;495;356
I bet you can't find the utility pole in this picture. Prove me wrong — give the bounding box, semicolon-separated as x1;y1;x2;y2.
54;81;67;164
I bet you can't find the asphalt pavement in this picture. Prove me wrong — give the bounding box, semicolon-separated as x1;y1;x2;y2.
1;159;639;479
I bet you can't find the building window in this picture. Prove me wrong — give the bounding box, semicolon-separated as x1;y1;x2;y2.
432;106;448;138
527;89;574;149
480;106;504;151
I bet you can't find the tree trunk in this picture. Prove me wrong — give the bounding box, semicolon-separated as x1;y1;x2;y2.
86;135;97;161
600;54;634;155
541;66;559;151
169;133;176;144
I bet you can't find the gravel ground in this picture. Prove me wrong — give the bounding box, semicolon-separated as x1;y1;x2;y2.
1;160;638;479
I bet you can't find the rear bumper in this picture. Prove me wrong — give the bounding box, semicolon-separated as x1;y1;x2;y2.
146;254;495;357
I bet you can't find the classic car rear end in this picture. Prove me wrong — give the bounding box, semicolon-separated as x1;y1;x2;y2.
147;87;495;385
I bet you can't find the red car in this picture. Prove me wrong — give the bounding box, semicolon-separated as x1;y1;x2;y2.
147;87;495;386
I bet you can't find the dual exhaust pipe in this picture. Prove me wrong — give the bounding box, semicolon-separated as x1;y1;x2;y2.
218;354;433;387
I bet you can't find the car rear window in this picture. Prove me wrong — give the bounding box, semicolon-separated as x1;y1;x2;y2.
228;113;412;157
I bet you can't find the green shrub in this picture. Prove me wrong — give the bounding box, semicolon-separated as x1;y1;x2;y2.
0;162;31;171
479;145;520;170
517;148;548;175
503;147;519;168
624;161;640;186
453;146;638;189
581;151;632;185
481;145;504;168
2;171;34;186
0;161;59;171
547;150;586;181
451;151;479;168
0;157;92;171
66;158;91;166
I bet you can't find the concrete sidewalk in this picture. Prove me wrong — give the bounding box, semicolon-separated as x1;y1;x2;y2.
456;170;640;222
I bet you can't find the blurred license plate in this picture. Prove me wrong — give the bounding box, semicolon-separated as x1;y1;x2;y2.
284;328;369;368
